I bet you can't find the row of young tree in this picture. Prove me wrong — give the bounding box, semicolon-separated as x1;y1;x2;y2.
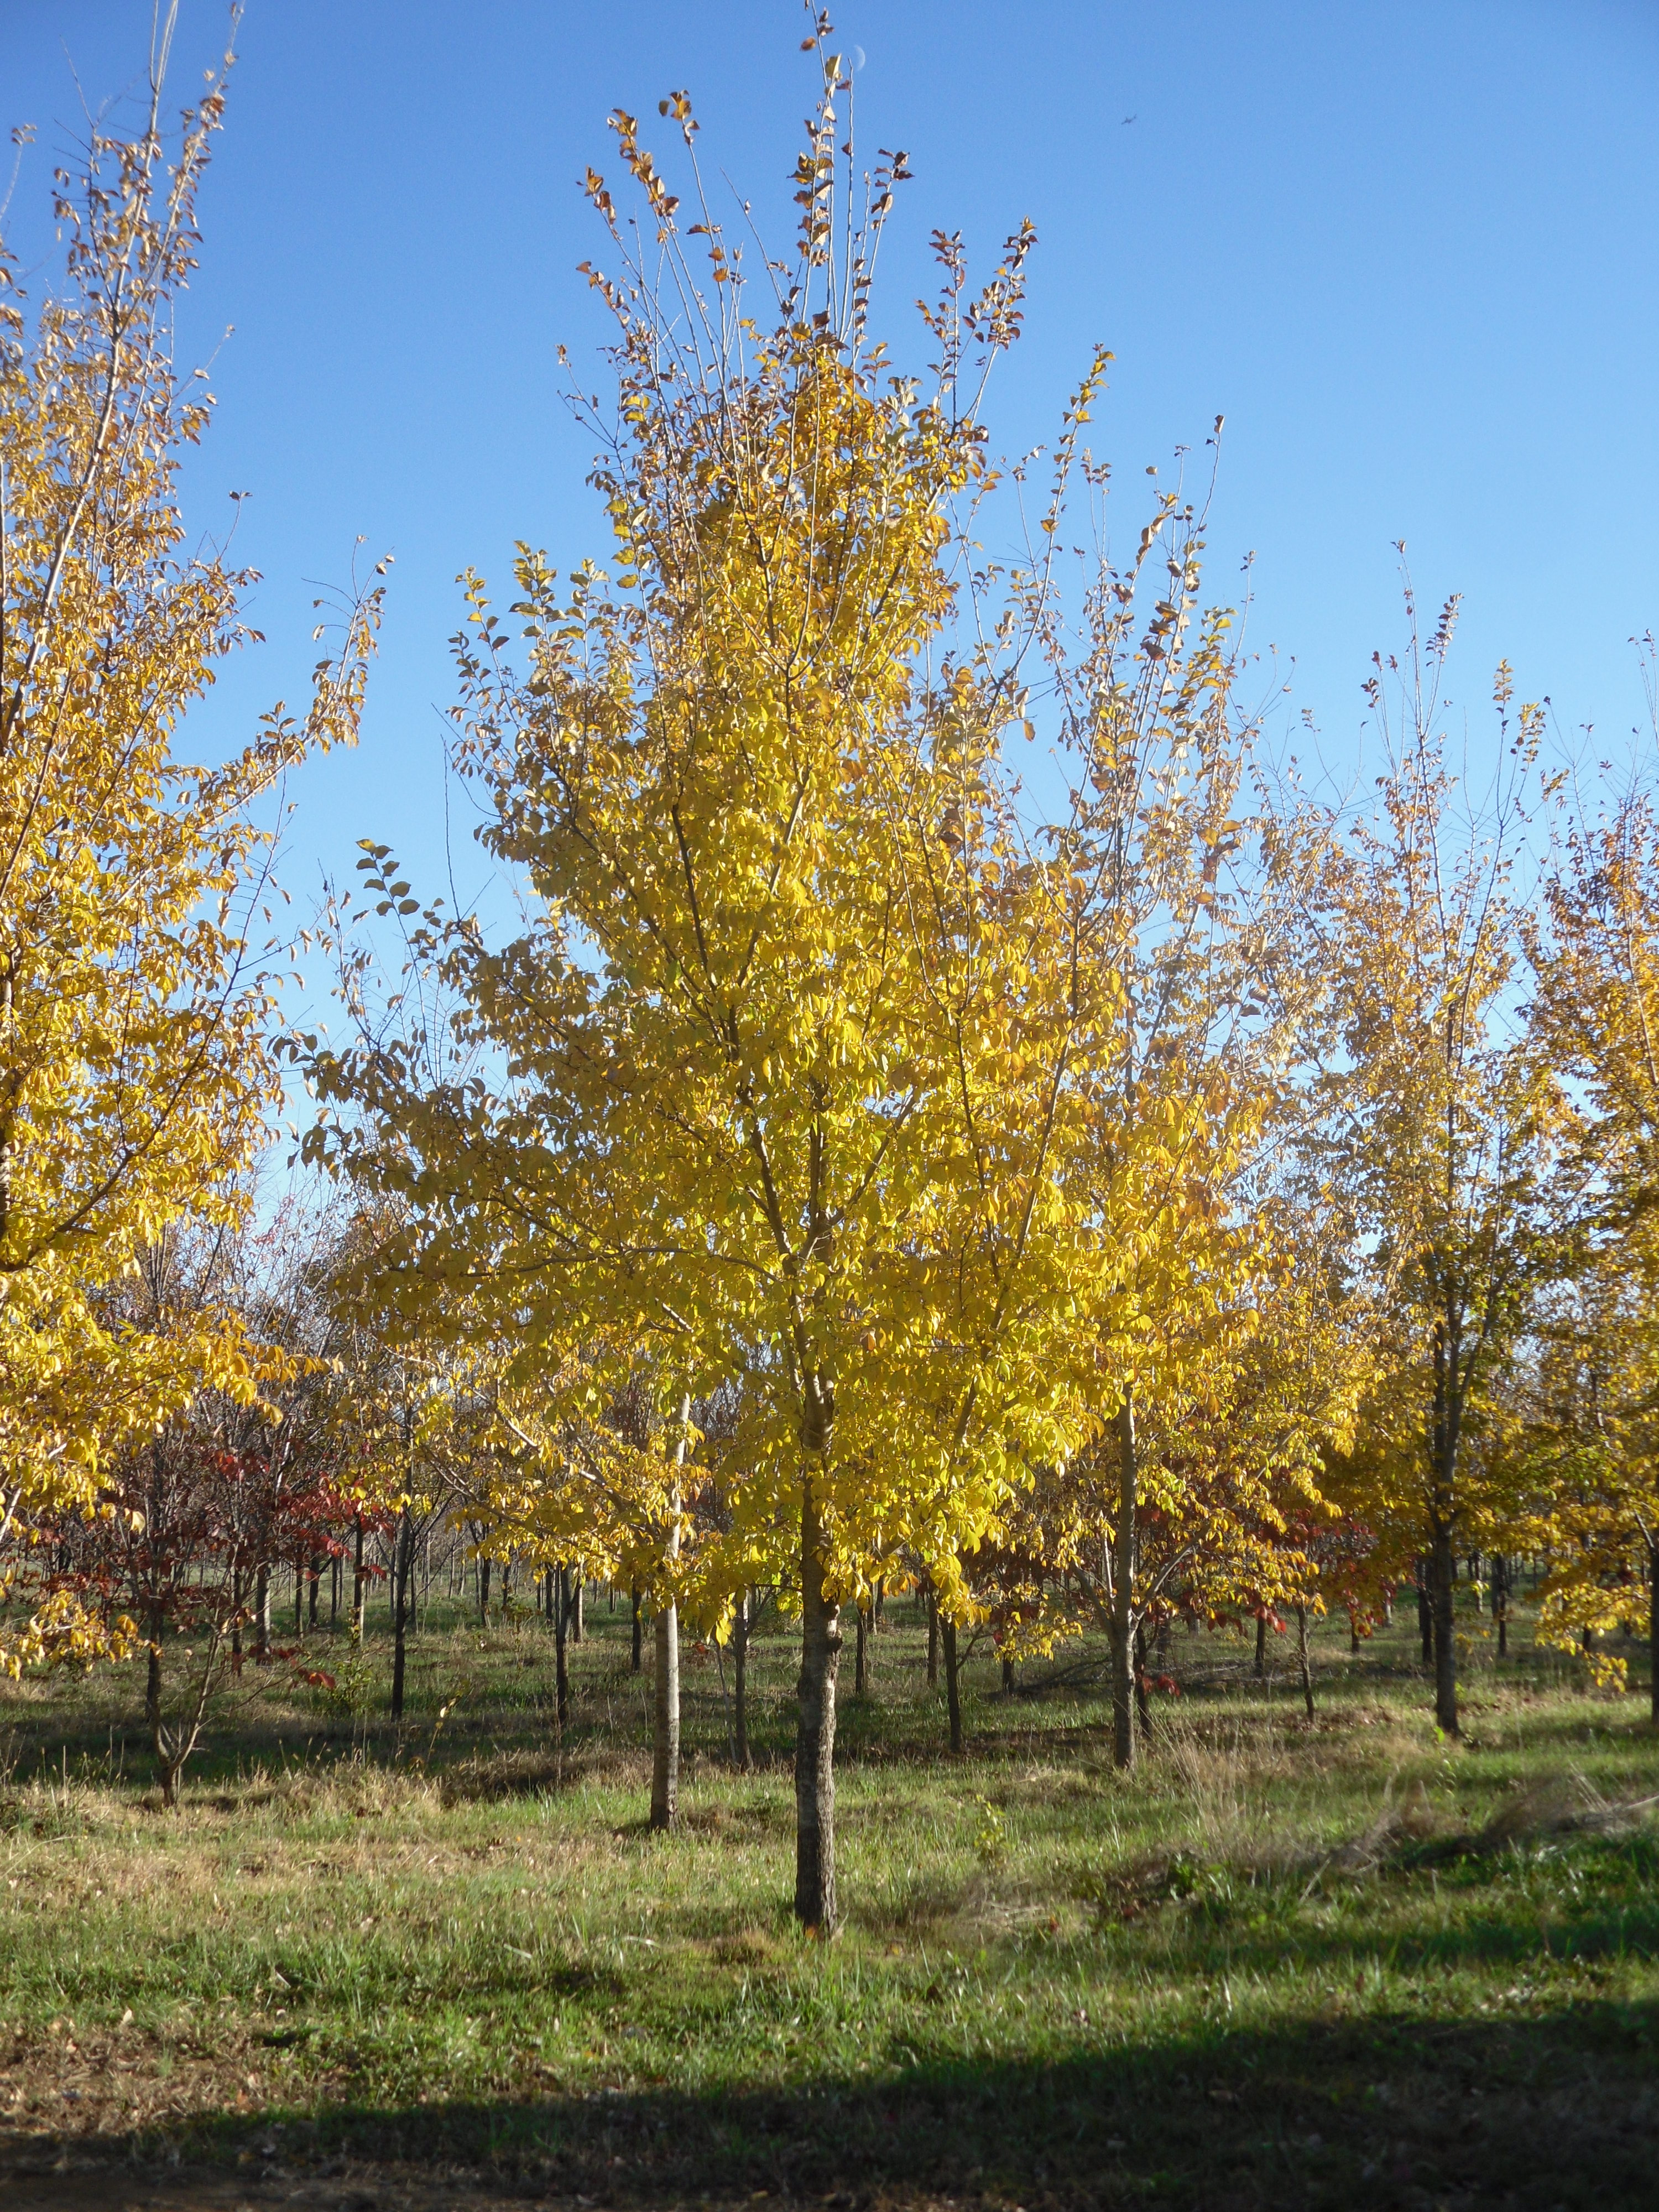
4;21;1658;1931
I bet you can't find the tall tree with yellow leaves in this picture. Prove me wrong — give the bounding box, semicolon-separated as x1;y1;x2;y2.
1525;722;1659;1712
1313;599;1561;1734
307;37;1068;1928
0;18;380;1658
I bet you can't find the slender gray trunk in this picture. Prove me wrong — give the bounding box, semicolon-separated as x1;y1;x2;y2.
1428;1520;1459;1734
630;1585;643;1672
1295;1603;1315;1722
732;1589;750;1770
650;1598;680;1828
554;1566;571;1726
649;1405;688;1831
942;1615;962;1753
390;1508;413;1725
1109;1396;1139;1770
794;1484;840;1929
1254;1613;1267;1678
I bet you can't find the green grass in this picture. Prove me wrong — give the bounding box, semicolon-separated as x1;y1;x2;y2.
2;1590;1657;2208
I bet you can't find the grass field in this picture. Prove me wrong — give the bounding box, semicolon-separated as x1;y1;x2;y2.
2;1585;1656;2210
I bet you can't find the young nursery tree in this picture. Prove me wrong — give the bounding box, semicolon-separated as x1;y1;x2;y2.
0;17;380;1656
1524;746;1659;1710
1314;608;1560;1734
307;41;1061;1927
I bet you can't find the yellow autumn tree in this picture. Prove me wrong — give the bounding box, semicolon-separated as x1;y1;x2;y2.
306;45;1080;1928
0;33;380;1661
1313;606;1562;1734
1522;745;1659;1708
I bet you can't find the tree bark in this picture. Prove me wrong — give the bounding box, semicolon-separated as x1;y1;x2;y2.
732;1589;750;1770
854;1603;868;1695
1649;1537;1659;1724
1133;1619;1151;1741
254;1563;270;1662
554;1566;571;1727
478;1555;492;1623
942;1615;962;1754
1295;1604;1315;1722
1428;1519;1459;1734
352;1516;366;1643
1108;1396;1139;1771
630;1585;643;1672
1254;1613;1267;1678
926;1585;938;1686
794;1484;841;1930
1416;1565;1433;1666
1001;1650;1015;1693
649;1401;689;1832
571;1574;583;1644
390;1508;413;1726
145;1604;164;1737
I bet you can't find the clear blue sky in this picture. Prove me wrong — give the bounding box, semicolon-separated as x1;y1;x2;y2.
9;0;1659;928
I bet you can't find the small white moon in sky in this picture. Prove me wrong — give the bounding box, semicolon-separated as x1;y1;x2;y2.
849;45;866;72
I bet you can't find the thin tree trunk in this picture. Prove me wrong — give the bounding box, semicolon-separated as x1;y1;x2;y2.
1428;1519;1459;1734
1254;1613;1267;1678
794;1483;841;1929
1648;1537;1659;1724
390;1509;413;1726
854;1604;868;1695
1109;1396;1139;1771
352;1517;366;1642
1001;1650;1015;1693
254;1563;270;1662
308;1554;322;1630
650;1404;689;1832
942;1615;962;1754
554;1567;571;1726
145;1604;164;1736
732;1589;750;1770
1133;1619;1151;1741
1416;1564;1433;1666
294;1552;305;1636
650;1594;680;1828
1295;1604;1315;1722
231;1568;243;1671
571;1574;583;1644
926;1585;938;1686
330;1555;339;1629
478;1555;492;1623
630;1585;642;1673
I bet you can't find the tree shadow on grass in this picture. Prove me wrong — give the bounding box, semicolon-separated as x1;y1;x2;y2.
6;2001;1657;2211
